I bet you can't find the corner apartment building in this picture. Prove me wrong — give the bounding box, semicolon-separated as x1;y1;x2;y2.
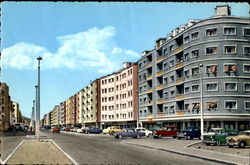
138;5;250;131
12;102;22;123
0;82;12;131
79;80;99;128
59;101;66;126
51;105;60;126
100;62;138;129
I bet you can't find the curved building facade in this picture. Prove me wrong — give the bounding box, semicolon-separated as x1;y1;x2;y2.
138;5;250;131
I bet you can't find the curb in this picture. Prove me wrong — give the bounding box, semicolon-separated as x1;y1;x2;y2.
121;141;238;165
2;140;24;165
50;139;79;165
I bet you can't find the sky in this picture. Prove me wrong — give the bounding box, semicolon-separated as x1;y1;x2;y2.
1;2;249;118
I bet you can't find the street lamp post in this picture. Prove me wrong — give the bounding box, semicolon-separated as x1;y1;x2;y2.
199;64;204;139
36;56;42;141
35;85;38;136
31;100;35;131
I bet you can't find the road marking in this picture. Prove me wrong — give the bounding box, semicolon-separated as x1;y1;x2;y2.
50;139;79;165
2;139;24;165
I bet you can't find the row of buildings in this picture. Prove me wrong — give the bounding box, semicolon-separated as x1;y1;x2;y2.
0;82;25;131
43;5;250;131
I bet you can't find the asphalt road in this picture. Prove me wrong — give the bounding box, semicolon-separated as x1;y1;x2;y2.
43;131;223;165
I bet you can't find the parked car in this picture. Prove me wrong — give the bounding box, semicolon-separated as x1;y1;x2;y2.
86;127;102;134
135;127;153;137
76;127;84;133
114;129;145;139
108;126;122;135
202;128;238;146
70;127;78;132
177;126;201;140
153;126;179;139
227;130;250;148
102;127;111;134
52;127;60;133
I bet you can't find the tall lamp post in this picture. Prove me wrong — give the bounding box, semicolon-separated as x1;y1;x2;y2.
36;56;42;141
199;64;204;139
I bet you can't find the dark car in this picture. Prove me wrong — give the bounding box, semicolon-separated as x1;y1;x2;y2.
153;126;179;139
86;127;102;134
114;129;146;139
177;126;201;140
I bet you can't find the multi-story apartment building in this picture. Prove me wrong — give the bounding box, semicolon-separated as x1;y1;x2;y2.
51;105;60;126
0;82;12;131
12;102;22;123
100;62;138;129
79;80;99;127
138;5;250;131
59;101;66;126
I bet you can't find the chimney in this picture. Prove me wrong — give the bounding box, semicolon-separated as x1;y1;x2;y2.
215;5;231;16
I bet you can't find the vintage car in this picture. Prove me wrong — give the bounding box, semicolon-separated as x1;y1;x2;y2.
114;129;145;139
227;130;250;148
153;126;179;139
135;127;153;137
202;128;238;146
52;127;60;133
177;126;201;140
108;126;122;135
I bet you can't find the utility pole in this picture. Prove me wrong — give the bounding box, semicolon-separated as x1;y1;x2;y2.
36;56;42;141
199;64;204;139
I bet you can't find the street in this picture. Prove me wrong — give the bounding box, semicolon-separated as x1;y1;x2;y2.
42;130;223;165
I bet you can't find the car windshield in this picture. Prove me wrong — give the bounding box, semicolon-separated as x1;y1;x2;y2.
239;131;250;136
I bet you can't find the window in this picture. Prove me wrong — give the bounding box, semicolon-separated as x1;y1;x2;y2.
191;32;199;40
184;53;189;61
192;67;199;75
170;45;174;52
170;90;175;97
163;92;168;99
224;46;236;54
163;48;168;55
184;69;190;78
163;77;168;84
245;102;250;110
206;83;218;91
170;75;174;82
206;47;218;55
243;46;250;55
170;60;174;67
225;101;237;109
184;86;190;94
206;65;217;73
191;50;199;58
244;64;250;73
184;36;189;44
225;82;237;91
192;84;199;92
206;28;217;36
244;83;250;91
224;64;237;72
224;27;236;35
243;28;250;36
206;101;218;110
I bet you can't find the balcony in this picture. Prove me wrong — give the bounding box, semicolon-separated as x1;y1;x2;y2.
147;88;153;93
157;113;164;117
156;71;164;77
147;75;153;80
176;94;184;100
156;85;164;90
175;45;184;54
156;57;164;63
146;62;153;67
176;110;186;116
176;77;185;83
157;99;165;104
175;62;184;69
146;101;153;106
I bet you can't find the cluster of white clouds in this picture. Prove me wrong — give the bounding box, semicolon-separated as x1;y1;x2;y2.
1;26;139;74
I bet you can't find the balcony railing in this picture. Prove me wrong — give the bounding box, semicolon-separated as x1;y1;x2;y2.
147;75;153;80
147;88;153;93
175;45;184;54
156;85;164;90
157;99;165;104
146;62;153;67
157;112;164;117
176;94;184;100
176;110;186;116
156;71;164;77
176;77;185;83
175;62;184;69
156;57;164;63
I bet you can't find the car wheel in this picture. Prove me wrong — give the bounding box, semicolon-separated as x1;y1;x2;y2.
177;137;181;140
173;136;177;139
216;141;221;146
137;134;140;139
239;141;246;148
227;144;233;148
158;134;162;139
119;135;123;139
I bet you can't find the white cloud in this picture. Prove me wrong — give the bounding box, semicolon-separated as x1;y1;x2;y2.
1;26;139;74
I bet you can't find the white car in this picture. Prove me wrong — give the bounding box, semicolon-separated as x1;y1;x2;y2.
76;127;84;133
135;127;153;137
102;127;111;134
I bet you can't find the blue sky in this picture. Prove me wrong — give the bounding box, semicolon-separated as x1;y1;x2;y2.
1;2;249;118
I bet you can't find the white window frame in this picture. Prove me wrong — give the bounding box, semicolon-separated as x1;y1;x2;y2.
184;35;190;44
224;63;237;72
205;82;219;91
169;60;174;67
224;82;237;91
191;84;200;93
245;101;250;110
191;31;199;40
223;26;236;36
205;64;217;73
243;27;250;36
191;67;200;75
205;27;218;37
243;46;250;55
224;45;237;54
184;86;190;94
243;64;250;73
205;46;218;55
170;90;175;97
206;100;218;110
170;75;175;82
190;49;199;58
224;100;237;110
243;82;250;91
184;69;190;78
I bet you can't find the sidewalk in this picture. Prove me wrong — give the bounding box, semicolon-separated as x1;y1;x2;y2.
3;139;74;165
121;138;250;165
